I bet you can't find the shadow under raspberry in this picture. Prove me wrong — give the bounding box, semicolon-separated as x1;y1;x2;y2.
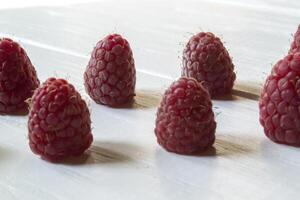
213;137;254;157
230;80;261;101
180;135;255;157
212;89;259;101
58;141;140;165
192;146;217;157
231;89;259;101
212;93;238;101
111;89;161;109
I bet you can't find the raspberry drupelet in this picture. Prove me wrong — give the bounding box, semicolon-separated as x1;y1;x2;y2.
259;52;300;146
84;34;136;107
0;38;39;113
182;32;236;97
28;78;93;162
155;77;216;154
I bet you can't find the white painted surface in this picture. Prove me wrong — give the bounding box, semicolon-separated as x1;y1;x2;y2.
0;0;300;199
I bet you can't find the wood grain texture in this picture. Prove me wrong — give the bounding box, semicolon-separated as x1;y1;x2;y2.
0;0;300;199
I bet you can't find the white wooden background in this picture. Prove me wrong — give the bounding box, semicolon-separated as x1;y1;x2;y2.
0;0;300;199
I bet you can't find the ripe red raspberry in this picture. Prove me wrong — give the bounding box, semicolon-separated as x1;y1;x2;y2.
155;77;216;154
84;34;136;107
28;78;93;162
0;38;39;113
182;32;236;97
289;25;300;53
259;52;300;146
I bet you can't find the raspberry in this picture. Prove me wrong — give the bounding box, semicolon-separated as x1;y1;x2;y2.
289;25;300;53
28;78;93;162
259;52;300;146
0;38;39;113
182;32;236;97
84;34;136;107
155;77;216;154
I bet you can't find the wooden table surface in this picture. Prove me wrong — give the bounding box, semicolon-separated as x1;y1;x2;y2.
1;0;300;199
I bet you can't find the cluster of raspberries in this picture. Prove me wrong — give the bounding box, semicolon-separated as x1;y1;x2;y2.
0;34;137;162
1;32;236;161
4;25;300;162
156;32;236;154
